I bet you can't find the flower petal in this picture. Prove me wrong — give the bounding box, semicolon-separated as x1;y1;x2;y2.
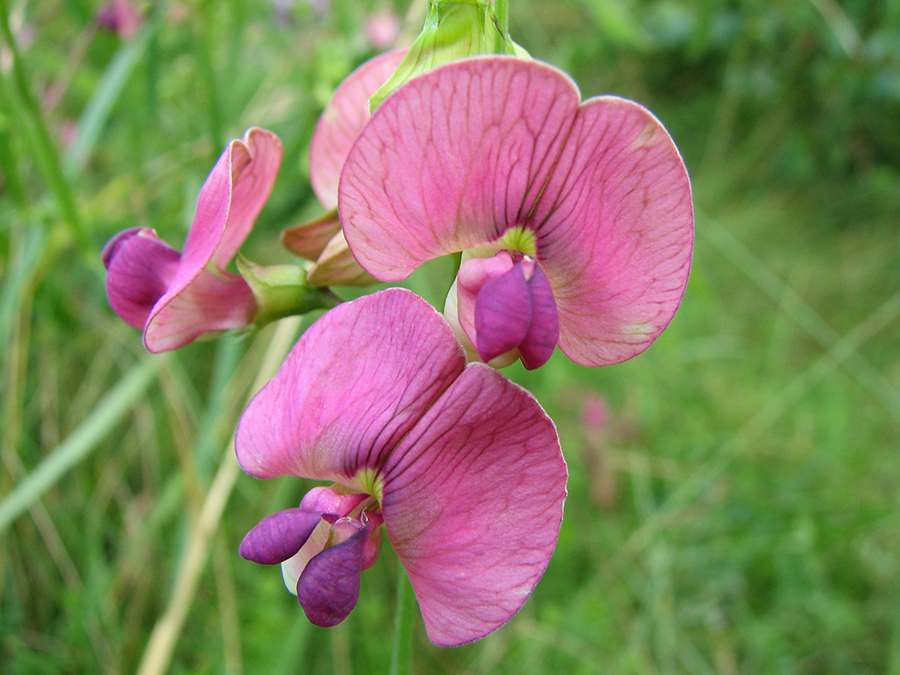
296;519;368;627
142;270;256;352
310;48;408;209
531;97;693;366
235;289;466;485
306;230;379;287
102;227;180;330
473;262;531;363
143;128;280;351
382;363;567;647
280;209;342;262
239;508;323;564
455;252;515;350
518;263;558;370
209;128;282;268
340;56;581;281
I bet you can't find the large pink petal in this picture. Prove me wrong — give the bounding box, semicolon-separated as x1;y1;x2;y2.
531;97;693;366
309;48;408;209
235;289;466;485
382;363;567;647
340;57;581;281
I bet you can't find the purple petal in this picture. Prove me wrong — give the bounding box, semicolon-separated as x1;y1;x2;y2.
235;289;466;485
518;263;558;370
296;520;368;627
530;97;693;366
382;363;567;647
102;228;180;330
473;262;531;363
239;508;323;564
340;56;581;281
455;252;516;350
310;48;408;209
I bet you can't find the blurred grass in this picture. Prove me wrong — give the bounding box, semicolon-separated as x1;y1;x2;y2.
1;0;899;673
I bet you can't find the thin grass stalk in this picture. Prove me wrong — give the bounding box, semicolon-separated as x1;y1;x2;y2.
703;217;900;421
135;316;303;675
389;570;416;675
0;355;162;533
608;279;900;572
0;0;84;247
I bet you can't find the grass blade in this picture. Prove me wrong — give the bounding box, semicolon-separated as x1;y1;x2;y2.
0;355;162;534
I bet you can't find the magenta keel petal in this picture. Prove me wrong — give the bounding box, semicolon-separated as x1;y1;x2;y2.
518;264;558;370
296;521;368;627
467;255;559;368
239;508;323;564
473;262;532;362
103;227;180;331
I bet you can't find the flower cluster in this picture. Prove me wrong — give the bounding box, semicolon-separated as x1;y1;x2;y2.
102;0;693;649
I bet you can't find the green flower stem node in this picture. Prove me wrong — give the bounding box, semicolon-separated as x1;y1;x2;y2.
237;257;341;326
369;0;527;112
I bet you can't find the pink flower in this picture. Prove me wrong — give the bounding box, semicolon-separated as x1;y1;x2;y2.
102;128;282;352
339;56;694;368
280;48;407;286
97;0;143;39
237;288;567;646
365;10;401;50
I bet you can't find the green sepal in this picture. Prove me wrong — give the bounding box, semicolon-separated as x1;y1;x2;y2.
369;0;527;112
237;256;341;326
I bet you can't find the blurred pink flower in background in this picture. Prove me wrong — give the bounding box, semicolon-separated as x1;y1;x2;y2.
97;0;143;39
365;9;401;50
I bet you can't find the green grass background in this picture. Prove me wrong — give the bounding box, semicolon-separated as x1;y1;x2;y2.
2;0;899;673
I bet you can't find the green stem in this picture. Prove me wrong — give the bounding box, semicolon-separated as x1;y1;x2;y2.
389;569;416;675
0;0;85;249
495;0;509;38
